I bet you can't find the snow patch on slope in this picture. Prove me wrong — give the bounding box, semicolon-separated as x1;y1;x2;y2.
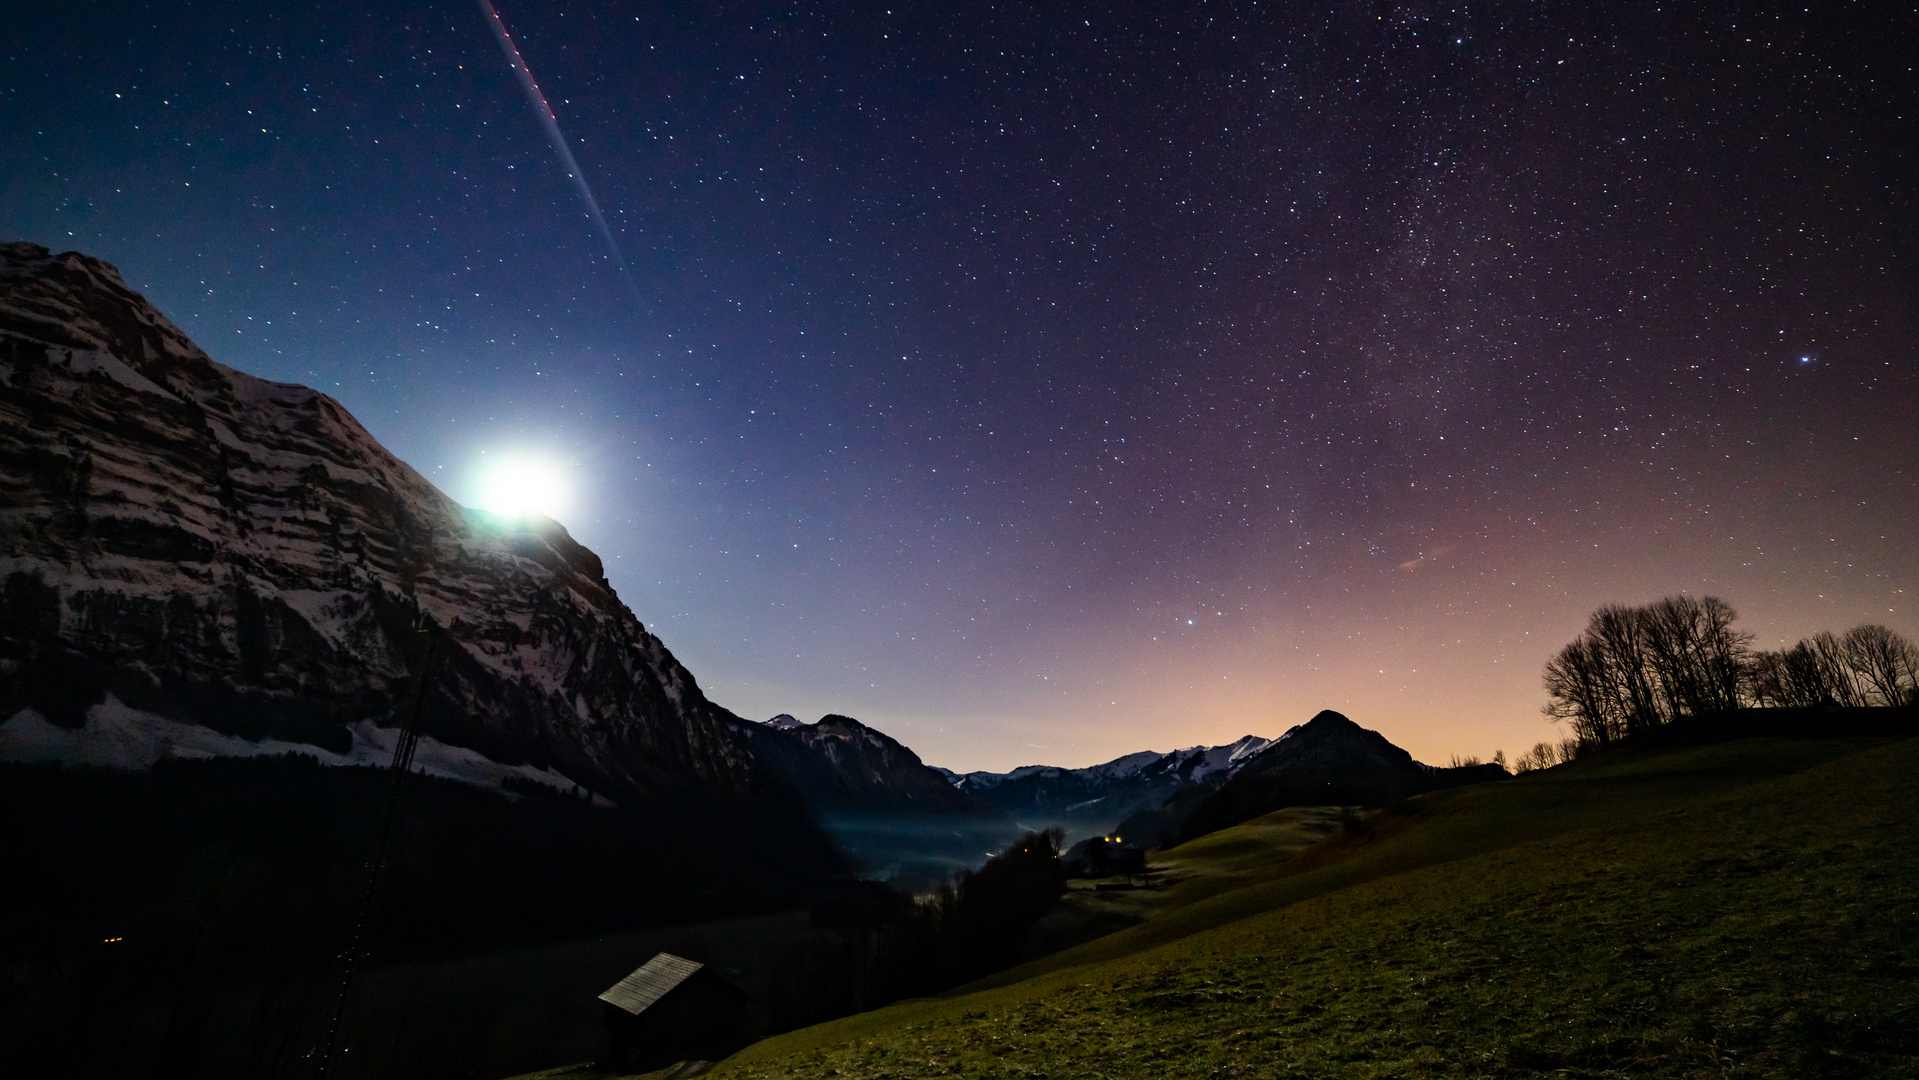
61;347;181;401
0;697;608;803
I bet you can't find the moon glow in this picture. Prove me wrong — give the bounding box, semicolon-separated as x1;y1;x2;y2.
472;454;571;521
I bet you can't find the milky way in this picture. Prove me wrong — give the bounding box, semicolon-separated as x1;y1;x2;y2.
4;2;1914;769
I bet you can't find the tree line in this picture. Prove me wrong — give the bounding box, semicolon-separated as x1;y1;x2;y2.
887;829;1066;995
806;829;1067;1014
1537;594;1918;753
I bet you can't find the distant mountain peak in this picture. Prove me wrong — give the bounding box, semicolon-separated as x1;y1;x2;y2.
813;713;876;736
1235;709;1417;778
943;734;1281;843
1226;733;1278;762
740;712;993;821
1165;709;1507;845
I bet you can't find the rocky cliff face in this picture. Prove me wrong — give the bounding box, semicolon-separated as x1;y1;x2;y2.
0;243;762;804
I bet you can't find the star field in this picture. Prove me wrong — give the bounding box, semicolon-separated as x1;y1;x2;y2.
5;1;1914;769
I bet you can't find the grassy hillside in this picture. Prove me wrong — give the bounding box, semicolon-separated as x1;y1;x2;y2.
680;735;1918;1079
1025;806;1349;958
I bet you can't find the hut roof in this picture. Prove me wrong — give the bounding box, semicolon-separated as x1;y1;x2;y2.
598;952;705;1016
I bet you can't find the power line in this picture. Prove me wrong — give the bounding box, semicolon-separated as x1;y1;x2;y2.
313;616;451;1078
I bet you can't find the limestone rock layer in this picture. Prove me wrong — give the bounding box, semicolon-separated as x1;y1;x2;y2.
0;242;760;803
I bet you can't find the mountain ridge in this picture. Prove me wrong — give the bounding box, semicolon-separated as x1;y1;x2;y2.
1168;710;1509;842
0;242;773;806
937;734;1278;843
740;711;1017;887
941;713;1508;848
743;712;995;819
0;243;1503;864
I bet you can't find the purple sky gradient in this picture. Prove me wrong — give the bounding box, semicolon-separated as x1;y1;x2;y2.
6;1;1914;770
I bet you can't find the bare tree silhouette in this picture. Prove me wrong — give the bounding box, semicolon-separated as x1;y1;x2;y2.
1542;596;1753;744
1842;625;1919;707
1547;599;1916;749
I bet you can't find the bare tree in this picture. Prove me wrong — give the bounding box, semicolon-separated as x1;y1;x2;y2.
1542;598;1919;754
1643;597;1701;718
1745;625;1916;708
1752;637;1856;707
1810;631;1868;707
1778;640;1840;706
1840;624;1919;707
1545;595;1756;751
1514;741;1560;773
1543;636;1621;745
1695;596;1752;711
1643;595;1752;716
1744;649;1791;707
1590;604;1664;735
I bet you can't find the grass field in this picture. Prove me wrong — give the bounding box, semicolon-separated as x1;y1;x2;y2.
1023;805;1350;959
690;735;1919;1079
526;735;1918;1079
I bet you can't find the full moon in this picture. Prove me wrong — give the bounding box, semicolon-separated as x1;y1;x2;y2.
472;454;571;520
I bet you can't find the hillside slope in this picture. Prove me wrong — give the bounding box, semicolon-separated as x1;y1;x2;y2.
702;735;1919;1079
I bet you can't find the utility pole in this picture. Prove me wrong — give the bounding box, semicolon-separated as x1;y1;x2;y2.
313;615;451;1078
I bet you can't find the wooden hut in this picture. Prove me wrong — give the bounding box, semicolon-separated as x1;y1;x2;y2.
598;952;758;1071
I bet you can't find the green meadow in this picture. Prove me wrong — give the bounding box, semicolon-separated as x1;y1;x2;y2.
532;733;1917;1079
1021;805;1351;958
695;734;1918;1079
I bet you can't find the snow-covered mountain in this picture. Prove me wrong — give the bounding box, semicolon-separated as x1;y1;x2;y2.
941;734;1278;841
947;714;1509;849
742;713;1018;887
1152;710;1510;844
0;243;1510;882
0;242;773;806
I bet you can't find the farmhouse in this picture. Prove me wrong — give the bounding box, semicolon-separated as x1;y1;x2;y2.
1063;835;1147;877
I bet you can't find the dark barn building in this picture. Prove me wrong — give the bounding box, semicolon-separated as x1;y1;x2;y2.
598;952;759;1071
1063;835;1147;878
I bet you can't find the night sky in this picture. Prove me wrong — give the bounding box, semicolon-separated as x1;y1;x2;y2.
6;2;1915;772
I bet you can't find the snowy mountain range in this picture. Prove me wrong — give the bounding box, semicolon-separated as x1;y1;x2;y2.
0;244;1036;891
933;734;1279;841
938;714;1508;848
0;243;1501;883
